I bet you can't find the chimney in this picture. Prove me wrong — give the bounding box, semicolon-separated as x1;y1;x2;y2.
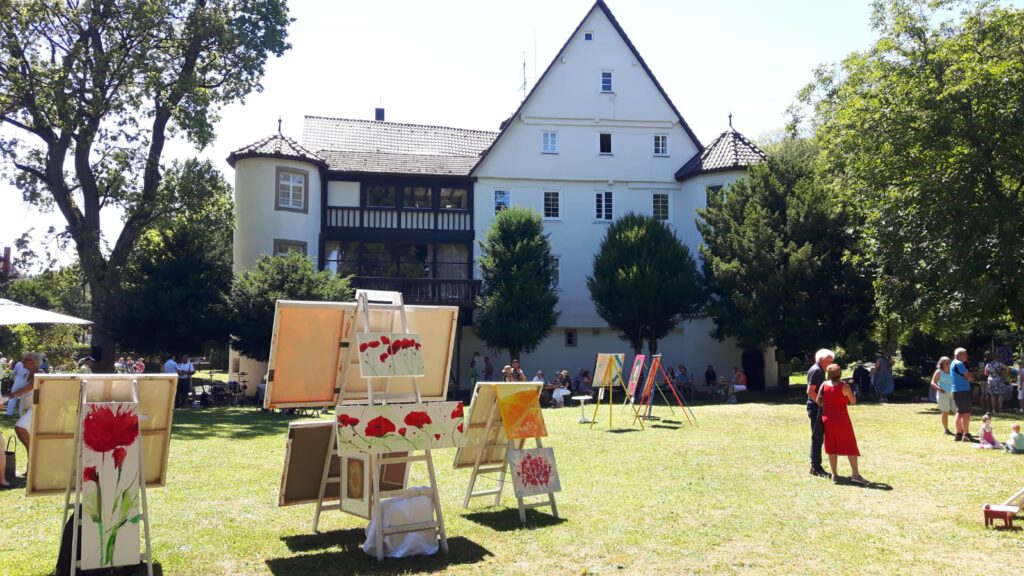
374;107;385;122
2;247;10;280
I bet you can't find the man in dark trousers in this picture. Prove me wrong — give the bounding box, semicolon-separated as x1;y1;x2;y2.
807;348;834;477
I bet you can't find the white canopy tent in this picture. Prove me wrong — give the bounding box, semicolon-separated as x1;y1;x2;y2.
0;298;92;326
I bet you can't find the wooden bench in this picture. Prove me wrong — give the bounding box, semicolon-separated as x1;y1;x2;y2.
984;487;1024;528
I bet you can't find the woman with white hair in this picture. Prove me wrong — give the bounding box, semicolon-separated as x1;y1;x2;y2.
8;351;44;451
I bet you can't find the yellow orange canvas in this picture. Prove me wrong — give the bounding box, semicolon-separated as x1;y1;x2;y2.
495;383;547;439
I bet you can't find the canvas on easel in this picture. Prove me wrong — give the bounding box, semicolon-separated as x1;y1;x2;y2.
589;353;643;430
625;354;646;401
456;382;559;523
634;355;696;427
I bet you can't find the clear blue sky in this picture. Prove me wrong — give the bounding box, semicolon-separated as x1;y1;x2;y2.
1;0;883;263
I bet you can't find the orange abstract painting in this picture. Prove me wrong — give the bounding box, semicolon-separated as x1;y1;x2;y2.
495;383;547;439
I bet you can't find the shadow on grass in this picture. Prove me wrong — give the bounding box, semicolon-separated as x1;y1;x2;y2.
650;424;682;430
282;528;364;553
171;407;324;440
606;428;641;434
462;508;566;531
266;536;491;575
833;477;893;491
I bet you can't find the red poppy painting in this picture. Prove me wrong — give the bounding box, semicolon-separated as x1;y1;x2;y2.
335;401;466;454
356;332;426;378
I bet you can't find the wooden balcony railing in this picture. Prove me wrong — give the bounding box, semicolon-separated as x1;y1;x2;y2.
327;206;472;232
350;277;481;307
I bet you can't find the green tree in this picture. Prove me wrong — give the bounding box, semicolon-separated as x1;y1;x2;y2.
587;213;703;355
0;266;91;370
109;159;234;357
696;138;874;389
0;0;291;370
475;208;559;362
794;0;1024;339
228;253;352;362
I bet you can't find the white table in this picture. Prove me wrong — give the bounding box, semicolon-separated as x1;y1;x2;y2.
571;395;592;423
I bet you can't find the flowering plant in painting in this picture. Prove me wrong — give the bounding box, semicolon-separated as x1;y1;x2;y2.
335;401;466;454
81;403;142;567
356;332;425;377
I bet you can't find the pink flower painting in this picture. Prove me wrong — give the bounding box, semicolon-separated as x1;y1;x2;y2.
356;332;426;378
508;448;561;498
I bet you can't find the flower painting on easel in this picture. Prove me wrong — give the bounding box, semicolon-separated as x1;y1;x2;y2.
79;402;142;570
356;332;425;378
508;447;561;498
335;401;466;454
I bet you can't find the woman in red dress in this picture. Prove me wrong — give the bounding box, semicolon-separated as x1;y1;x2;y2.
816;363;868;485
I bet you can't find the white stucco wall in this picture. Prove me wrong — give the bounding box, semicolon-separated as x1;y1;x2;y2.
232;156;322;273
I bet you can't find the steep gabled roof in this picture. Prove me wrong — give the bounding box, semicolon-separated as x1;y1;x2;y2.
675;129;766;181
471;0;703;175
301;116;496;176
227;133;326;168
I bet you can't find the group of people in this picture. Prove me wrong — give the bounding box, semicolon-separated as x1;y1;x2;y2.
928;348;1024;453
115;356;146;374
163;354;196;408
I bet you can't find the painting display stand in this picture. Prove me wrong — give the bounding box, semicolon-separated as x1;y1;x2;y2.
64;379;153;576
589;354;644;430
323;290;447;560
634;355;696;427
458;383;558;524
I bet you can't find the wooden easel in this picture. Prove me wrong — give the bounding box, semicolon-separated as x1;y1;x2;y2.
313;290;448;560
590;354;644;430
461;384;558;523
64;379;154;576
634;355;696;427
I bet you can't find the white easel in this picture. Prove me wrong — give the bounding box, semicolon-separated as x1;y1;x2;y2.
462;385;559;523
64;379;153;576
312;290;448;560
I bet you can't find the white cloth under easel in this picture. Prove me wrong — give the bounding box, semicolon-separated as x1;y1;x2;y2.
362;492;438;558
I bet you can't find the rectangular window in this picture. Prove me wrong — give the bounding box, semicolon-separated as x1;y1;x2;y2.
402;186;431;209
601;71;613;93
273;239;307;257
595;192;613;221
366;185;397;207
653;193;669;221
706;184;723;195
494;190;510;213
599;133;612;155
565;328;577;347
275;168;308;213
654;135;668;156
584;31;593;41
440;187;468;210
543;191;560;219
542;131;558;154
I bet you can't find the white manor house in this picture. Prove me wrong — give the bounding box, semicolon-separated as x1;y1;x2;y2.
227;0;774;391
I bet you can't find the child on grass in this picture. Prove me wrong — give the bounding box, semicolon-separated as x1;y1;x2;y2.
978;413;1002;449
1005;423;1024;454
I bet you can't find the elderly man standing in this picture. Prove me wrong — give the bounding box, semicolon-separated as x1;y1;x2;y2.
950;347;975;442
807;348;834;477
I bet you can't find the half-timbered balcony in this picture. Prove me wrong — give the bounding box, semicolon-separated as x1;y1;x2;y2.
349;276;481;308
326;207;472;233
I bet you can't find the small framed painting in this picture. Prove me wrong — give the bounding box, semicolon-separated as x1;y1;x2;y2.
356;332;425;377
508;447;561;498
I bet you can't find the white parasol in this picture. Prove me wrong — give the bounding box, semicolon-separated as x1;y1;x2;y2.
0;298;92;326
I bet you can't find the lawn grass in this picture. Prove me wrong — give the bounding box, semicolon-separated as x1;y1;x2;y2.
2;394;1023;575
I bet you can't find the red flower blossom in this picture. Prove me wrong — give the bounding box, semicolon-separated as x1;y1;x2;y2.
379;353;388;363
457;423;464;433
451;402;464;419
83;405;139;453
365;416;396;437
434;434;442;440
415;343;422;350
359;342;369;353
338;413;360;427
404;411;432;428
517;454;553;487
112;446;127;470
381;335;390;345
398;427;407;436
368;341;380;348
83;466;99;484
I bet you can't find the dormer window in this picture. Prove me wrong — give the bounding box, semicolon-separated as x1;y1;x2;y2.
601;71;613;93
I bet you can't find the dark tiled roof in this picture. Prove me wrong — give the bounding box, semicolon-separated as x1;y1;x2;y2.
675;129;767;181
471;0;703;175
303;116;496;175
317;150;481;176
226;134;326;168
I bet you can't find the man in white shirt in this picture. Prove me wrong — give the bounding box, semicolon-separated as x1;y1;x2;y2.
162;354;178;375
6;359;30;417
176;355;196;408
